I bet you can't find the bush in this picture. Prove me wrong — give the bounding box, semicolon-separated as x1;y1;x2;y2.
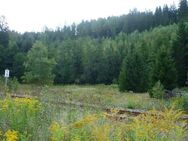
149;81;165;99
126;97;141;109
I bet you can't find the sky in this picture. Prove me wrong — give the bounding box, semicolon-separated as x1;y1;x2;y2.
0;0;179;33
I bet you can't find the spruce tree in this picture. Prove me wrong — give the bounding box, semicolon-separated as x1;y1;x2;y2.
151;46;177;90
118;62;127;92
172;22;188;86
179;0;188;21
118;47;149;92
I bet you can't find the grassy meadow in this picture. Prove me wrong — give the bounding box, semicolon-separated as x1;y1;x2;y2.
0;84;188;141
13;84;184;109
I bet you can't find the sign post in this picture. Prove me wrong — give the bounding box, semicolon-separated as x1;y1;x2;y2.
4;69;9;87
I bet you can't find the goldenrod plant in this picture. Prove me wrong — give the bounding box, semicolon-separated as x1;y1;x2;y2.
0;97;41;141
49;107;186;141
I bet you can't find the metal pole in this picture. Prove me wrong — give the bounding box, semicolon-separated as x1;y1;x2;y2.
5;77;8;88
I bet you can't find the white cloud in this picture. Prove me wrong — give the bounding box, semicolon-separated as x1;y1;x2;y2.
0;0;179;32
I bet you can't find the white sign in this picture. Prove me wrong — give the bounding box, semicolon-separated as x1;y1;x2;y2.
4;69;9;77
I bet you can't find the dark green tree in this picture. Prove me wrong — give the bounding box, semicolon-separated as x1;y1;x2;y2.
0;16;9;74
186;72;188;85
118;46;149;92
178;0;188;21
151;47;177;90
172;22;188;86
54;39;83;84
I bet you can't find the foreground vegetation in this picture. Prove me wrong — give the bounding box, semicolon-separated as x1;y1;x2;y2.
0;84;188;141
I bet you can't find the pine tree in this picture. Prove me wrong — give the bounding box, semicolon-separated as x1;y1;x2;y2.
151;46;177;90
186;72;188;85
118;46;149;92
179;0;188;21
118;62;127;92
0;16;9;74
172;22;188;86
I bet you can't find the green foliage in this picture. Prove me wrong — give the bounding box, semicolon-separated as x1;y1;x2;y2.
127;99;139;109
23;41;56;85
0;16;9;75
54;39;84;84
172;22;188;87
118;46;150;92
118;64;127;92
179;0;188;21
149;81;165;99
187;72;188;85
151;46;177;90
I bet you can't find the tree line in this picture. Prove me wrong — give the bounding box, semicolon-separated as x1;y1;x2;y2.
0;0;188;92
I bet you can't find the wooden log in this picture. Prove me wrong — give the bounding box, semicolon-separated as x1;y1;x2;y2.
11;94;32;99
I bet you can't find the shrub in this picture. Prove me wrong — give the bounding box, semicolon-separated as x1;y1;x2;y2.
149;81;165;99
126;98;141;109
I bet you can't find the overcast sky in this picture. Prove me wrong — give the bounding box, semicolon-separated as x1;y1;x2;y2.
0;0;179;33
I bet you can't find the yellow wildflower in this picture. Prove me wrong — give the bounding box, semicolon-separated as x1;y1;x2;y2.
4;130;19;141
92;124;110;141
49;122;65;141
49;122;60;132
72;114;98;128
